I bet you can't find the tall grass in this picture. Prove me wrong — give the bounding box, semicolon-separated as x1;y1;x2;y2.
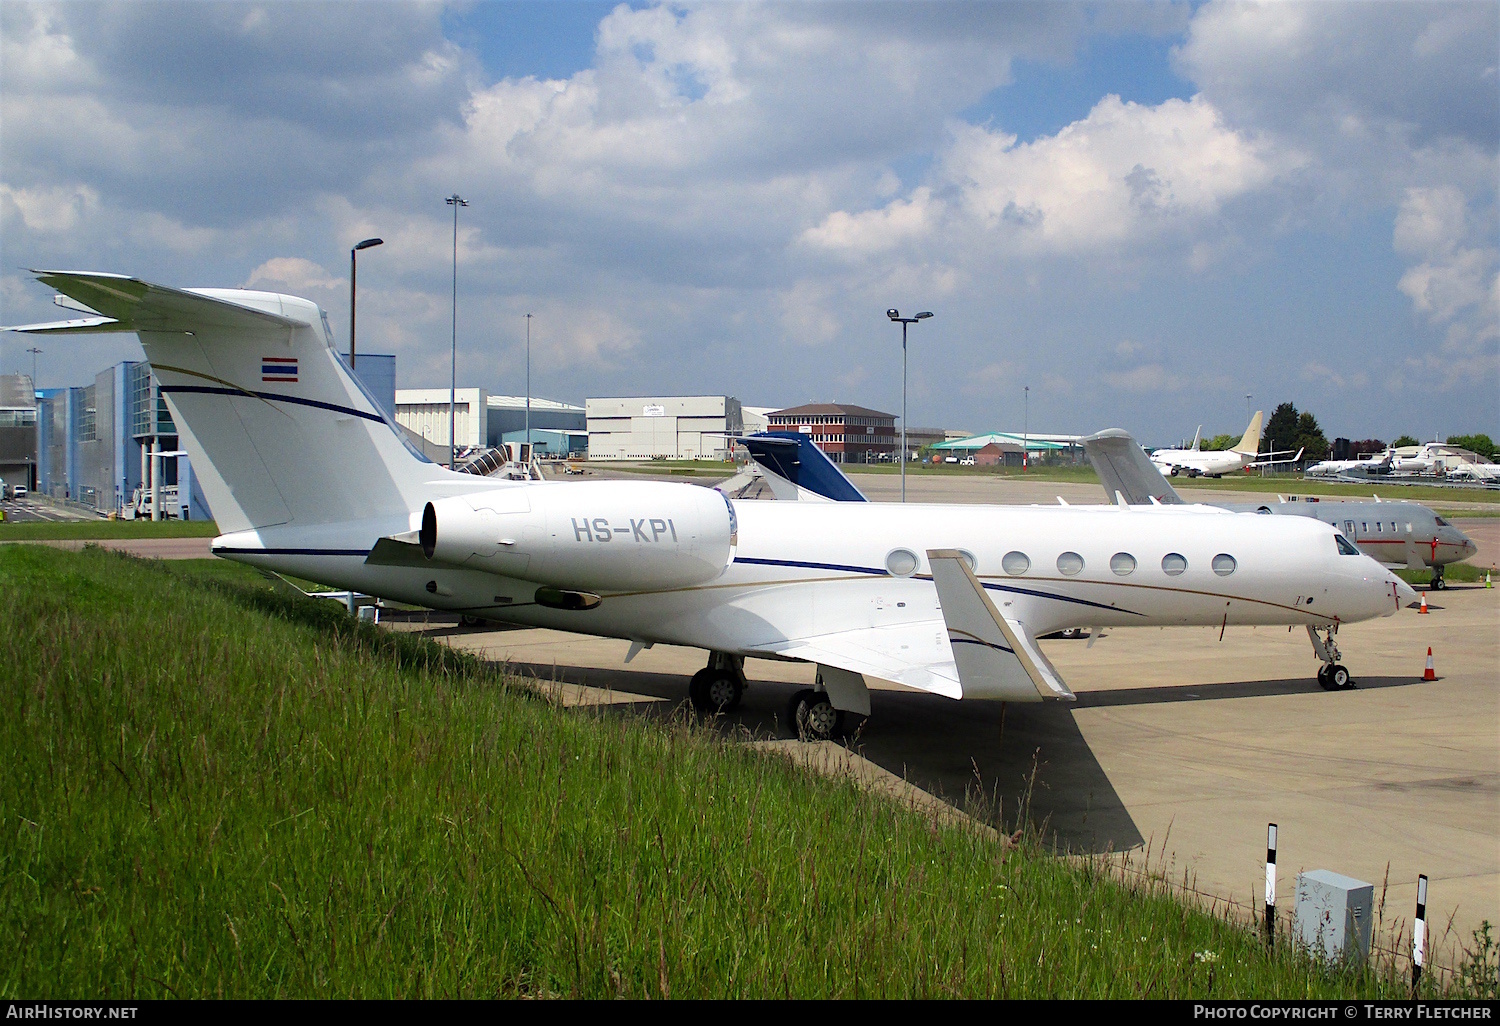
0;547;1479;998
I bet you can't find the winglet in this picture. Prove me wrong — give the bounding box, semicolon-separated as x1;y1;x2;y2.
927;549;1075;702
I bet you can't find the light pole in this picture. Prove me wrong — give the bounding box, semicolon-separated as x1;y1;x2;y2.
26;346;41;491
446;194;467;470
886;308;933;502
348;238;383;370
1023;385;1029;471
525;312;533;457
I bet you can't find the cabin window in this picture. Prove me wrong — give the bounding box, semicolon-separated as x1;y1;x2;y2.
956;549;978;573
1161;552;1188;576
1211;553;1237;576
886;548;919;577
1110;552;1137;576
1361;521;1368;532
1336;535;1360;556
1001;551;1031;576
1375;522;1382;533
1057;551;1084;576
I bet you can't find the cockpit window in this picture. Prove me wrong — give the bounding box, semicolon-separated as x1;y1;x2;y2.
1434;516;1450;526
1336;534;1360;556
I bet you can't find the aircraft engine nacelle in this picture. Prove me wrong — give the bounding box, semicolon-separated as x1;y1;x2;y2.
420;480;736;592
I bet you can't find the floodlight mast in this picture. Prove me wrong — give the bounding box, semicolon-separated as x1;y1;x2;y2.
348;238;382;370
886;309;933;502
446;194;467;470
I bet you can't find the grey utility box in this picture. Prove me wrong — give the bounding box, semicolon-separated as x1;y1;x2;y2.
1294;870;1374;962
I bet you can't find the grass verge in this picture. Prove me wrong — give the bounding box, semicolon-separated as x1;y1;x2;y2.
1395;562;1494;586
0;520;220;541
2;547;1492;998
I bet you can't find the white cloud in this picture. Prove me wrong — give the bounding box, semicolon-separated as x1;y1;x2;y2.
0;182;99;232
804;93;1288;263
244;257;342;293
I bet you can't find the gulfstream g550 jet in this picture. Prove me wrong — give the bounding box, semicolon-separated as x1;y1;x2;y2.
7;272;1416;739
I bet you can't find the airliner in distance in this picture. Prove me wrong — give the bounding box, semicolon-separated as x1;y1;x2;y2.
7;271;1415;737
1148;412;1302;478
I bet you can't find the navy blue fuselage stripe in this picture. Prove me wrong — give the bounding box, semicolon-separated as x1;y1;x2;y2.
734;556;1143;615
213;547;370;556
734;555;886;576
161;385;385;423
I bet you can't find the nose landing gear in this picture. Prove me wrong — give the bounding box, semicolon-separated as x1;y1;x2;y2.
1307;625;1355;691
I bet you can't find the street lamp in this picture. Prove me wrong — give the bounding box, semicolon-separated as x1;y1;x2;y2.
886;308;933;503
348;238;383;370
446;194;468;470
525;312;533;458
1023;385;1029;471
26;346;41;492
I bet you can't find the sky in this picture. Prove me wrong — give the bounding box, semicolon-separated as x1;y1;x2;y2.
1;0;1496;446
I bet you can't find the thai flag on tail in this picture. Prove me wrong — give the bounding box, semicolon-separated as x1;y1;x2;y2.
262;357;298;383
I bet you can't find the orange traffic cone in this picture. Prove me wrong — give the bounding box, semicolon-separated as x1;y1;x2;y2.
1418;592;1429;614
1423;647;1436;681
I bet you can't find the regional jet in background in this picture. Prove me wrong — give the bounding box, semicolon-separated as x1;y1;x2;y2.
1147;412;1303;479
1083;430;1477;590
7;271;1415;734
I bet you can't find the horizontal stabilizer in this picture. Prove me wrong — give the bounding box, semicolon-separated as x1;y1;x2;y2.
927;548;1074;702
738;432;867;502
24;270;303;334
1083;429;1183;505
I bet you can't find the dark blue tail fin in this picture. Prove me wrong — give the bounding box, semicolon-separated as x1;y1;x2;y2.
738;432;867;502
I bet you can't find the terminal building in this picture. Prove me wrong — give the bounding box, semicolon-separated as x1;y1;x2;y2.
764;403;898;464
586;396;744;460
0;375;38;492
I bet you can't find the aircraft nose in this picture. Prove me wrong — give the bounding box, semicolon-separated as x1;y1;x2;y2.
1394;575;1418;607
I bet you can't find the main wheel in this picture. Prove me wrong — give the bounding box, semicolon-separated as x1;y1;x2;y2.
1058;627;1084;640
1329;664;1353;689
790;690;841;742
458;614;486;627
689;669;742;713
1316;666;1338;691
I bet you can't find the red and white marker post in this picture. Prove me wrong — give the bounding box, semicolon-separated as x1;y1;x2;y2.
1412;874;1428;996
1265;823;1278;947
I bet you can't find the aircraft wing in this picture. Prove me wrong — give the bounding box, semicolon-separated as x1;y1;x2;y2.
4;271;302;335
1083;429;1184;505
1250;447;1303;467
745;551;1076;704
751;620;964;698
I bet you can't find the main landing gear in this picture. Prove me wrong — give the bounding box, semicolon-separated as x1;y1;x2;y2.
1306;625;1354;691
688;652;746;714
788;664;871;742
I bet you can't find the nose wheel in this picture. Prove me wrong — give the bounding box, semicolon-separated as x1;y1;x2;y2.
1307;625;1355;691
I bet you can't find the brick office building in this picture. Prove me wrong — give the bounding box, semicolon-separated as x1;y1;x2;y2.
765;403;898;464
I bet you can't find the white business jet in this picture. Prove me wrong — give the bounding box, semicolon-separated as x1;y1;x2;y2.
1149;412;1302;479
7;272;1415;739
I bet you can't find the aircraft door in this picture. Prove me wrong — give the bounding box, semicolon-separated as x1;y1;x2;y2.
1343;520;1357;539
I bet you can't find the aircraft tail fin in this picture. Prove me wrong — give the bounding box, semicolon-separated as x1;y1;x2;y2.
1232;410;1265;455
8;271;448;534
1083;429;1183;505
1191;425;1202;451
737;432;867;501
926;549;1074;702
